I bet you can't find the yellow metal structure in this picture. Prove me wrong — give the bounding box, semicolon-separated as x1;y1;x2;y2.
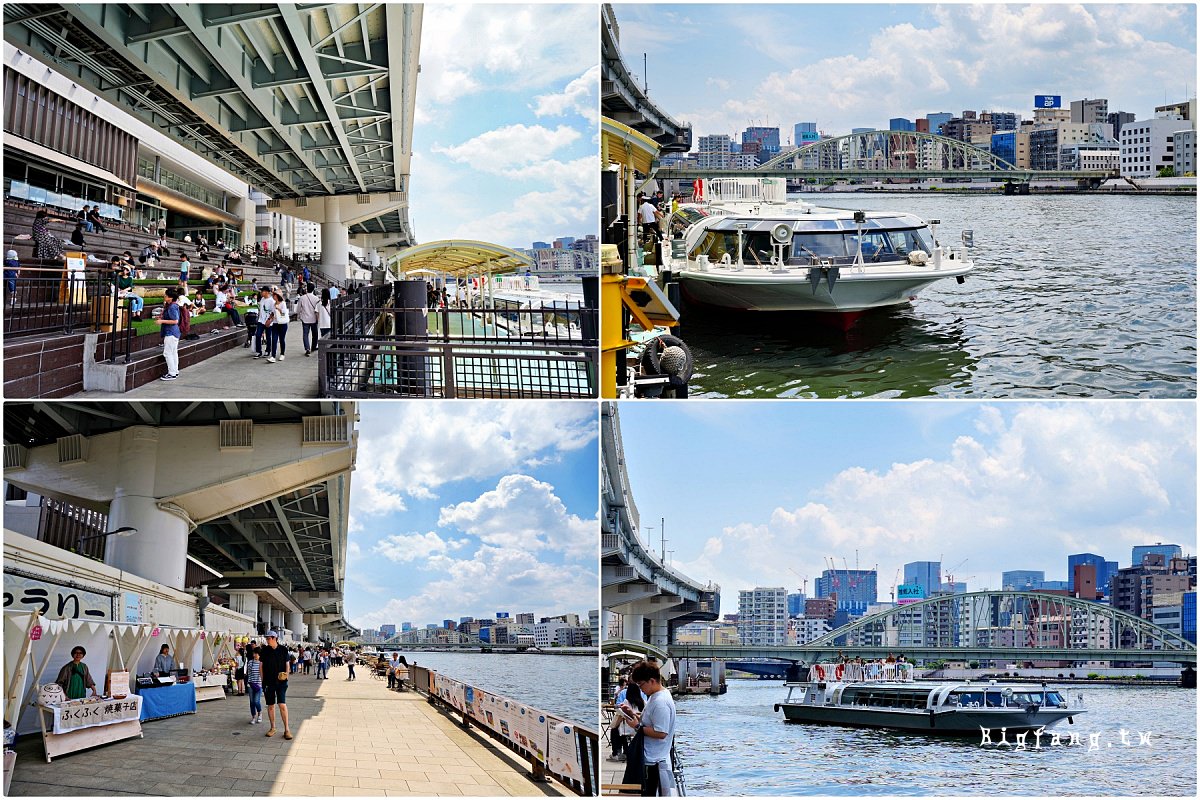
601;117;678;398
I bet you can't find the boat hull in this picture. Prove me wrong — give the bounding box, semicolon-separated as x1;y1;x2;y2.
676;263;971;313
774;702;1080;736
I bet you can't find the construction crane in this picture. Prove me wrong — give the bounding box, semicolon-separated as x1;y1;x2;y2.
889;568;901;602
788;568;808;595
945;558;969;589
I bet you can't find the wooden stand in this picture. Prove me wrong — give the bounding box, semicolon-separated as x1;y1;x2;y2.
36;706;142;763
191;674;227;702
3;750;15;794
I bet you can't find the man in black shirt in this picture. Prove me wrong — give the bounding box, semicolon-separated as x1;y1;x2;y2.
259;631;293;739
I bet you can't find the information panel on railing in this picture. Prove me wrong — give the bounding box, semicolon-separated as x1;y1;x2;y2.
426;668;585;784
547;716;584;783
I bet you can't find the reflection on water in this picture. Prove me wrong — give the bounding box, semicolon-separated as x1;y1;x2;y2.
677;682;1197;796
683;193;1196;398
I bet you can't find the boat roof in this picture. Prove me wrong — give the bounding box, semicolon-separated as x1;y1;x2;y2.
790;680;1065;691
697;211;928;234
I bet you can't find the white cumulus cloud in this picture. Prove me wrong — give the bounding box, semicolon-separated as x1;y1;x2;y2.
372;531;470;564
438;474;596;559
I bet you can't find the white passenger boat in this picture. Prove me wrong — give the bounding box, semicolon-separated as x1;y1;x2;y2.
664;179;974;327
773;663;1084;736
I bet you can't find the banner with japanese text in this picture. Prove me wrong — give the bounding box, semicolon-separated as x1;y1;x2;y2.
48;695;142;734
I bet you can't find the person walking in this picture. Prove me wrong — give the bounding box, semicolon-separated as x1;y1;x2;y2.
316;648;329;679
156;287;181;381
245;646;263;724
295;285;321;356
267;288;289;362
345;649;356;681
318;288;332;338
624;661;677;796
252;287;274;359
234;647;247;696
259;631;293;739
387;652;400;690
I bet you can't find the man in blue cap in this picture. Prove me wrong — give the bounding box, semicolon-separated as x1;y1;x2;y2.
259;631;293;739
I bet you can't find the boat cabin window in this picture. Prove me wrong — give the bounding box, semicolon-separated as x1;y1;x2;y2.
690;230;779;265
984;691;1005;707
790;233;846;260
949;691;984;707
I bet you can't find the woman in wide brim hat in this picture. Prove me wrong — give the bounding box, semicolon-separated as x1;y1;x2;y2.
55;645;98;700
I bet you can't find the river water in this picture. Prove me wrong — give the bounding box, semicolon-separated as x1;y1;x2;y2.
674;682;1196;796
388;651;597;727
679;193;1196;398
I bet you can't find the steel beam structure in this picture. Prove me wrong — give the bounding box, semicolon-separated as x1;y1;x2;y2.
3;3;420;239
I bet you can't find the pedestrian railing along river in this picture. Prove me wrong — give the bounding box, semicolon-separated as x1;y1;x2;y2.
409;665;600;796
318;287;599;398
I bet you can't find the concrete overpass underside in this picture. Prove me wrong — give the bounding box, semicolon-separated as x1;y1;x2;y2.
3;3;422;275
601;403;718;649
3;401;358;641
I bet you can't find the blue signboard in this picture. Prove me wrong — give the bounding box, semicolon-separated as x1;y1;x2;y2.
896;583;925;605
1034;95;1061;109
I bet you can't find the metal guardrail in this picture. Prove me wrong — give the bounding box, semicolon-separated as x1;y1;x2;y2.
319;296;599;398
408;665;600;796
2;267;109;337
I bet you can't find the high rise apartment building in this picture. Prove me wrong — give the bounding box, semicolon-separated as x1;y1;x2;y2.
738;587;788;646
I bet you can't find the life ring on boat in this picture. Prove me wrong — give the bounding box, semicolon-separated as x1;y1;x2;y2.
811;664;826;680
834;664;845;680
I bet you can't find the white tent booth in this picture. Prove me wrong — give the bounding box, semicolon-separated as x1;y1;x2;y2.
3;612;249;763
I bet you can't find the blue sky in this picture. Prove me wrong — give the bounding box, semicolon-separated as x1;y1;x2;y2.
616;402;1196;609
346;403;598;630
408;4;598;248
612;3;1197;142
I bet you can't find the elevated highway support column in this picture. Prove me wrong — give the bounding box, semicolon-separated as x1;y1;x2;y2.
288;611;305;641
321;208;351;283
105;428;190;590
230;592;260;630
622;613;645;642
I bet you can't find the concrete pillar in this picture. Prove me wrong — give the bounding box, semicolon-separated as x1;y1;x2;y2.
104;428;190;590
320;204;350;281
622;613;644;642
367;248;379;268
230;591;259;623
270;607;285;632
649;618;670;648
288;611;305;641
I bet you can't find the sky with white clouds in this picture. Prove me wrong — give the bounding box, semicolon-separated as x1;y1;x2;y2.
616;402;1196;611
408;4;598;249
611;3;1196;144
346;403;598;631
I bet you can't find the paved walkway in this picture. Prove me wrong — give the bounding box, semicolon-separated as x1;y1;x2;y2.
8;667;569;797
70;324;320;399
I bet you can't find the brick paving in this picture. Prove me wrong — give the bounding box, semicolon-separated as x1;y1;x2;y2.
70;323;320;399
8;666;571;797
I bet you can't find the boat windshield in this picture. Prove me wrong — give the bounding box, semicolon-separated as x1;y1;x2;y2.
690;230;779;266
788;227;934;266
842;228;936;262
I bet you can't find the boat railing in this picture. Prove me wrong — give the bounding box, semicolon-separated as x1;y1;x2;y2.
810;662;914;683
704;177;788;205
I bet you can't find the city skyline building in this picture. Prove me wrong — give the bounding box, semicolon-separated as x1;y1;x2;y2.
738;587;788;646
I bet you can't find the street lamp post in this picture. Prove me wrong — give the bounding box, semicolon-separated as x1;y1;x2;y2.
76;525;138;553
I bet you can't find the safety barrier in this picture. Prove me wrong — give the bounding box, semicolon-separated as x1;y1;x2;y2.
319;296;598;398
409;665;600;796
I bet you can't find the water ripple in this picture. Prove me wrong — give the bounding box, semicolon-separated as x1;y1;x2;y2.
683;194;1196;398
677;683;1196;796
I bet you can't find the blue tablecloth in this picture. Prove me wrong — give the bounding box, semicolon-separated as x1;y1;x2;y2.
134;682;197;721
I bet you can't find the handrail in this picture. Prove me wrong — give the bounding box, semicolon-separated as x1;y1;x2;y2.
408;664;599;796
